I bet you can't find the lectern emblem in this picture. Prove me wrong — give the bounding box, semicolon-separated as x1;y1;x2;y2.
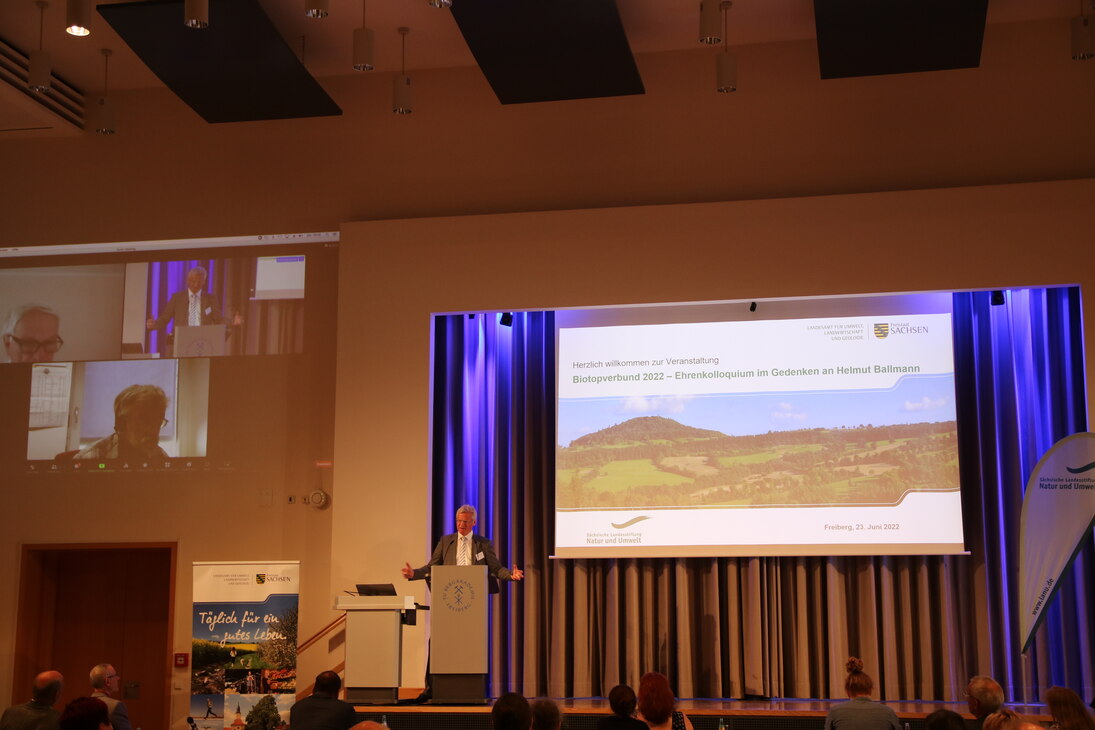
440;579;476;612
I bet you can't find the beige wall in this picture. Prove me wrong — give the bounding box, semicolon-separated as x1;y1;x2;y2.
0;11;1093;727
334;179;1095;688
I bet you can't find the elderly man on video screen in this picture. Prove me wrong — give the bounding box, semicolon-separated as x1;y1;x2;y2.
2;304;63;364
73;384;170;461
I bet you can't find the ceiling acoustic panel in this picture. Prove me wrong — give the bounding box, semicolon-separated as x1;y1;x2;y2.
98;0;341;123
450;0;644;104
814;0;988;79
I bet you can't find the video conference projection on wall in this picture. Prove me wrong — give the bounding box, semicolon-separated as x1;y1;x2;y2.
0;233;338;480
555;292;964;557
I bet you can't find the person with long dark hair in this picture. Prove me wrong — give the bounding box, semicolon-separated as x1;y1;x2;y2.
1045;687;1095;730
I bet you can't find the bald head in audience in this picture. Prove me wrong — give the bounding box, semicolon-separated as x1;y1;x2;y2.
351;722;388;730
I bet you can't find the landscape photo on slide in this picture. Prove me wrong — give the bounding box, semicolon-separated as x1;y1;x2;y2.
556;381;959;510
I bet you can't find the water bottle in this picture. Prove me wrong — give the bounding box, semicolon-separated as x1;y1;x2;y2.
382;714;389;727
718;719;726;730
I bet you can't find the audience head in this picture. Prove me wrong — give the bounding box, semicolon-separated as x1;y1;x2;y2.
1045;686;1095;730
608;684;638;718
531;699;562;730
350;723;387;730
844;657;873;698
493;692;532;730
59;696;110;730
967;676;1005;719
88;663;119;694
2;304;61;363
926;709;967;730
31;669;64;706
983;709;1029;730
637;672;676;726
313;670;342;696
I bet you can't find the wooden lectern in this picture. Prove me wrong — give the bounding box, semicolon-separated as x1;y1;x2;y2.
430;565;488;703
335;594;416;703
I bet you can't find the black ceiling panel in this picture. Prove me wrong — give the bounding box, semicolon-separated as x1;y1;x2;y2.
450;0;645;104
814;0;988;79
98;0;341;123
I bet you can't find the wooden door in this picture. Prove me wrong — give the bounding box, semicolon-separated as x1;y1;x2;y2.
13;545;175;730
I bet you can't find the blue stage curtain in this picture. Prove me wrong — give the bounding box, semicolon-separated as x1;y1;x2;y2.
430;288;1093;702
953;287;1092;702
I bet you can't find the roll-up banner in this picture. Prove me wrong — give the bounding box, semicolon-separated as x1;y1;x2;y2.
1018;432;1095;652
190;561;300;729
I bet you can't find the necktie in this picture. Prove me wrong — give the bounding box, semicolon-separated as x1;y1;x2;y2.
189;292;200;326
458;536;469;565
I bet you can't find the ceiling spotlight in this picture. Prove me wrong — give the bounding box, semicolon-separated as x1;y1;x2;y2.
29;1;51;93
95;48;115;134
1072;13;1094;60
353;0;374;70
184;0;209;29
305;0;329;19
427;0;453;7
65;0;90;36
699;0;722;44
716;2;736;92
393;27;412;114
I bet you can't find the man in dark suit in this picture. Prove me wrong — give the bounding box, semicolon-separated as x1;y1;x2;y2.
288;671;357;730
88;664;131;730
401;504;524;593
145;265;228;349
401;504;524;702
0;669;63;730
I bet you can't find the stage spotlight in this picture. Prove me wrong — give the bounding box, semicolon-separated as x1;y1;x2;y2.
990;290;1005;306
749;301;757;312
499;312;514;327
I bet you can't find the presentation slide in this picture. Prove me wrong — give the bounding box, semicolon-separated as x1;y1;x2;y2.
253;255;306;300
556;309;963;557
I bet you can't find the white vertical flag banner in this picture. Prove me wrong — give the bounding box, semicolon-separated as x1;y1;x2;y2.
190;561;300;730
1018;432;1095;652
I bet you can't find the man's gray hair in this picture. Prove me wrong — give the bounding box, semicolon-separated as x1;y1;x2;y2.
968;675;1005;715
457;504;477;520
2;304;58;337
188;266;208;282
89;663;113;689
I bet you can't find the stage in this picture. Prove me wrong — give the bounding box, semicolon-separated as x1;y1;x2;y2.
350;698;1051;730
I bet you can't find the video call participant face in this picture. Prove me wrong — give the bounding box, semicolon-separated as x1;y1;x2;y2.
3;308;62;363
186;268;207;294
115;387;168;459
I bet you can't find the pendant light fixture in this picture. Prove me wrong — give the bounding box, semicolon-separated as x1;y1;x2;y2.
28;1;51;93
95;48;116;135
65;0;90;36
1072;0;1094;60
393;27;412;114
699;0;721;45
716;1;737;93
305;0;329;19
353;0;375;71
184;0;209;29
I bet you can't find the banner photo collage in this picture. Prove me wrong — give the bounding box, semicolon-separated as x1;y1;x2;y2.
191;562;299;730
